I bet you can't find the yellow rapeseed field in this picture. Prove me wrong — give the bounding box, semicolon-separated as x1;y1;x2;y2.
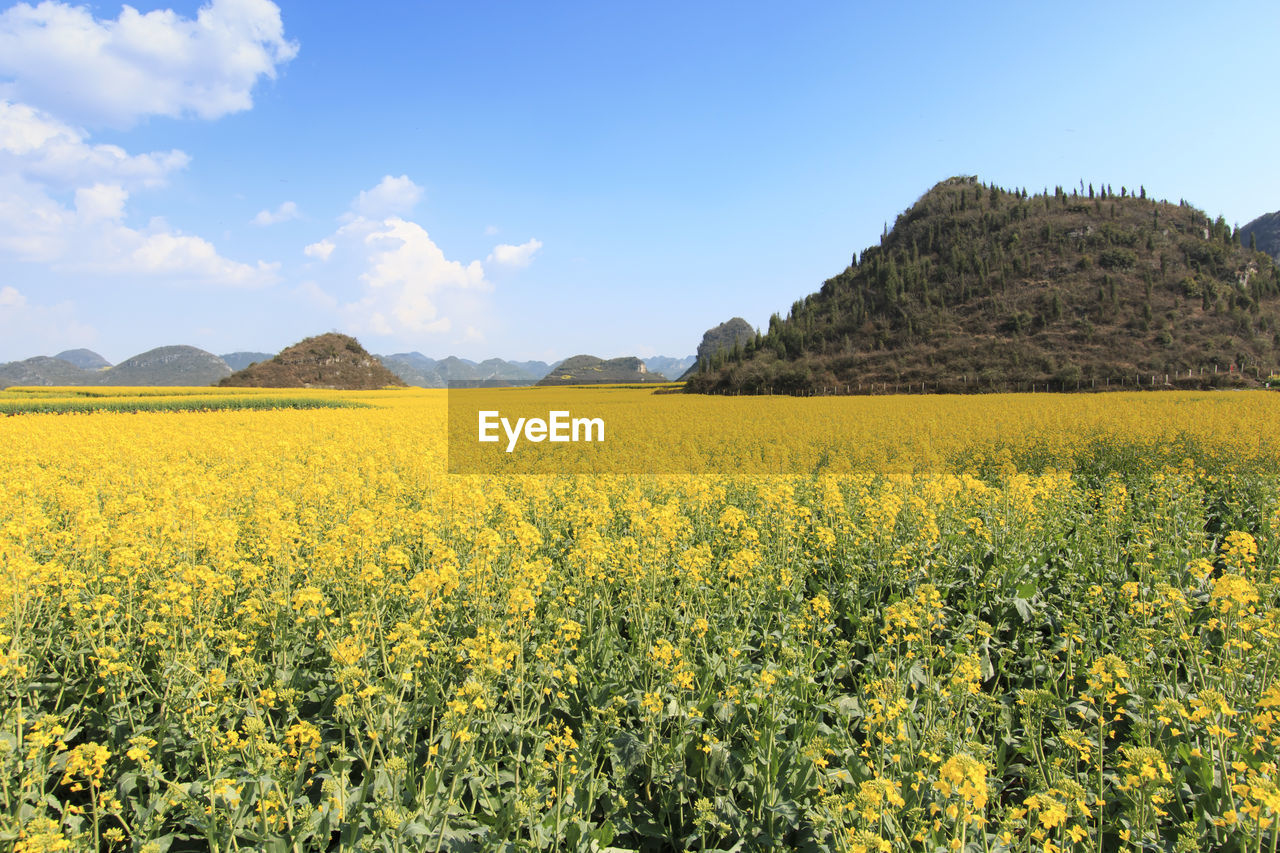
2;388;1278;851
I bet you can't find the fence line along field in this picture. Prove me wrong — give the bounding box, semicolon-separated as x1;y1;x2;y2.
2;388;1278;852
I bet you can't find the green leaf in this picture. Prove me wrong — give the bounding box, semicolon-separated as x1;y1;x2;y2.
591;820;616;846
610;732;647;774
1013;597;1035;623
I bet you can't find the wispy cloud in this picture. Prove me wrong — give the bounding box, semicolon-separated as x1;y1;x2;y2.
486;238;543;268
349;174;422;220
303;238;335;261
252;200;299;225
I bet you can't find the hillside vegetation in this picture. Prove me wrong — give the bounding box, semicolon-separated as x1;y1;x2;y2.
220;333;406;389
687;177;1280;394
679;317;755;379
108;346;231;386
6;390;1280;851
536;355;667;385
0;346;229;389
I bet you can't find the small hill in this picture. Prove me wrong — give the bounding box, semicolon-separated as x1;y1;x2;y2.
1241;210;1280;263
102;346;231;386
54;349;111;370
536;355;667;385
645;355;696;378
680;318;755;379
220;351;274;371
0;356;95;388
221;334;406;389
686;177;1280;394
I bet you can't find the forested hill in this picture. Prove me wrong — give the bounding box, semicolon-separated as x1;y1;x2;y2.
685;176;1280;394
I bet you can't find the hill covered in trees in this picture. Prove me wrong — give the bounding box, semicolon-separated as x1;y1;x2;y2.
686;177;1280;394
536;355;668;385
679;317;755;379
0;346;229;388
108;346;232;386
220;334;406;389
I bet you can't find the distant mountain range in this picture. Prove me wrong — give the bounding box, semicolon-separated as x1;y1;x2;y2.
1;345;697;389
221;352;274;371
374;353;694;387
376;353;555;387
0;356;103;387
644;355;696;379
0;346;231;388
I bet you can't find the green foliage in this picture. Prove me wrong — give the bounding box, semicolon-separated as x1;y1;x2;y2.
222;333;406;389
5;441;1279;850
687;177;1280;395
0;396;366;415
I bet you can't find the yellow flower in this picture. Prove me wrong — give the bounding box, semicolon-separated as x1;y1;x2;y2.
934;753;988;810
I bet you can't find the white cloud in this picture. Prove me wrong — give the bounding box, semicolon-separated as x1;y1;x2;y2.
303;238;335;261
486;238;543;268
122;229;278;285
0;100;189;190
350;175;422;219
345;217;487;334
0;2;291;313
0;286;95;358
0;0;298;128
75;183;127;222
0;97;273;287
302;176;497;339
0;172;81;260
0;173;277;285
484;224;499;236
294;280;336;309
0;284;25;308
251;200;298;225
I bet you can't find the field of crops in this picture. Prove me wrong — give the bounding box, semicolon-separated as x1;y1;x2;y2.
0;388;366;416
2;388;1279;852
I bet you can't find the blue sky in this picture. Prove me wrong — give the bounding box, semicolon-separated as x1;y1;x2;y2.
1;0;1278;363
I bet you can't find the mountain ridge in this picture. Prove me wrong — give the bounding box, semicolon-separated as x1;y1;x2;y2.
536;355;669;385
680;318;755;379
1240;210;1280;264
687;176;1280;394
0;347;229;388
54;349;111;370
221;334;406;389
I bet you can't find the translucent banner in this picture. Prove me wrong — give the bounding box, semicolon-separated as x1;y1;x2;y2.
446;385;878;474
